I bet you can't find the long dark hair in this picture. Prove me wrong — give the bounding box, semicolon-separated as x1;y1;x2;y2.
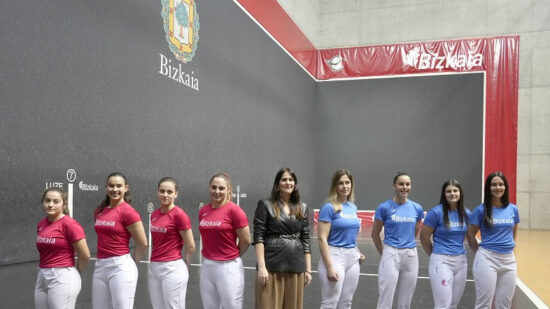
270;167;305;219
94;172;132;219
42;187;69;215
439;179;467;228
482;171;510;228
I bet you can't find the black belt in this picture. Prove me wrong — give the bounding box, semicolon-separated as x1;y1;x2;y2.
267;233;300;239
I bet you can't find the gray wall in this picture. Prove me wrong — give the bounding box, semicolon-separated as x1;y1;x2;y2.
1;0;486;265
0;0;317;264
313;73;484;211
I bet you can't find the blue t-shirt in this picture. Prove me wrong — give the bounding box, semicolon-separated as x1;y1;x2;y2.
423;204;470;255
375;199;424;249
469;203;519;254
318;202;360;248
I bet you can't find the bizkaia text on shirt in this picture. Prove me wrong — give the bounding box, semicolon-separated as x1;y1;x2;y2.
95;220;116;227
493;218;515;224
199;220;221;227
150;225;168;233
36;236;56;244
390;215;416;223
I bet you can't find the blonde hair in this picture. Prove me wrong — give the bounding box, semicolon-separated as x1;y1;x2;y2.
209;172;233;205
326;169;355;212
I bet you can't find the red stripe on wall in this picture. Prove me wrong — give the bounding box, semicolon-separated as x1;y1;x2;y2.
235;0;318;76
236;0;316;52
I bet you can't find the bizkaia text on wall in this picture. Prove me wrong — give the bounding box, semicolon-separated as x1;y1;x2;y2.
158;53;199;91
402;48;483;71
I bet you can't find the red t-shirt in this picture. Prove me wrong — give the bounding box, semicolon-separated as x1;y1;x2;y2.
150;206;192;262
94;202;142;258
199;201;248;261
36;216;86;268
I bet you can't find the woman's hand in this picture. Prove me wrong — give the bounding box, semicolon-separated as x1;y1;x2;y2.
371;219;384;255
258;266;269;286
304;271;313;286
327;265;339;281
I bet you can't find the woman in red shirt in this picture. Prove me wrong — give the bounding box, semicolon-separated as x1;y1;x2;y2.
198;172;251;309
35;187;90;309
92;172;148;309
148;177;196;309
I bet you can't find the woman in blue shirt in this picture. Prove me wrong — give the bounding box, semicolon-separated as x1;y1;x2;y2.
467;171;519;309
317;169;365;309
420;179;470;309
371;172;424;309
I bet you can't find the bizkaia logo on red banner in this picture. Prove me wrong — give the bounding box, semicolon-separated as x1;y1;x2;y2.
402;47;483;71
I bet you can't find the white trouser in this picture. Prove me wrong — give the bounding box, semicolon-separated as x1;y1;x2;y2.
92;253;138;309
200;257;244;309
34;267;81;309
473;247;517;309
428;253;467;309
318;245;361;309
148;259;189;309
376;245;419;309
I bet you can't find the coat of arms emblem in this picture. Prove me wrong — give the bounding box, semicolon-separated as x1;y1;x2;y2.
161;0;200;63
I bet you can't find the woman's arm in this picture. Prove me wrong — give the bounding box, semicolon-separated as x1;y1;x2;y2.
304;252;312;286
253;200;269;284
371;219;384;255
414;221;422;237
72;238;90;275
255;243;269;285
467;224;480;253
127;221;148;263
299;204;312;286
236;226;251;256
420;225;434;256
179;229;196;267
318;221;338;281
